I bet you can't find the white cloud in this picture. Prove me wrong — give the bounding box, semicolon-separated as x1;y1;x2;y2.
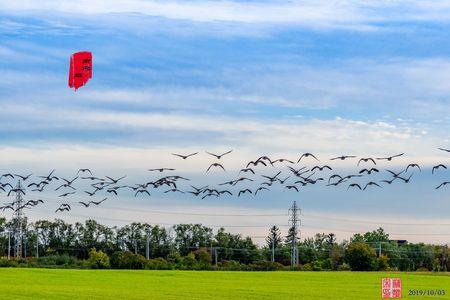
2;0;450;31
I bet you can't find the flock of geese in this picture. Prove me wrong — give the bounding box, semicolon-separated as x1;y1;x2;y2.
0;148;449;214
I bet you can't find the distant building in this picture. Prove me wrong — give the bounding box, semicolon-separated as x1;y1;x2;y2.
389;239;407;246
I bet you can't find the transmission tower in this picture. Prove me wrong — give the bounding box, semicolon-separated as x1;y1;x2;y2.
12;180;25;258
288;201;301;266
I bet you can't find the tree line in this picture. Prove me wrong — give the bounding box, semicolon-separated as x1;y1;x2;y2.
0;217;449;271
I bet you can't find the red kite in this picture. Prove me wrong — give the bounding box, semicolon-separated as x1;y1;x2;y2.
68;51;92;90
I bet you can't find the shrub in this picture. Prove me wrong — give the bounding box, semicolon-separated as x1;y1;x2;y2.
87;248;110;269
167;251;182;265
0;257;18;268
312;260;323;271
180;253;197;270
110;251;146;269
145;258;173;270
218;260;247;271
249;260;284;271
300;263;313;271
337;263;352;271
36;254;80;268
377;254;390;271
193;248;212;265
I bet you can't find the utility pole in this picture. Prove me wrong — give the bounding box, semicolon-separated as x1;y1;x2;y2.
146;232;150;260
7;231;10;259
12;181;25;258
378;242;382;257
24;235;27;258
288;201;301;267
36;229;39;259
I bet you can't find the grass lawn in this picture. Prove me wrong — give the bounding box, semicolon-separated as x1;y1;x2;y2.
0;269;450;299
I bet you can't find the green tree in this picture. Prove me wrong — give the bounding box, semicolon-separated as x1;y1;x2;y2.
266;226;282;262
88;248;110;269
345;242;377;271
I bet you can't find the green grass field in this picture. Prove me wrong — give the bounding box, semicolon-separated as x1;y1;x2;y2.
0;269;450;299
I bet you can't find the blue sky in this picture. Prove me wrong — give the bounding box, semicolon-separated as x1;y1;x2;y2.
2;1;450;243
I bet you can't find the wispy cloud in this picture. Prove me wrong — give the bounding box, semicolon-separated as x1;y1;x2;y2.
3;0;450;31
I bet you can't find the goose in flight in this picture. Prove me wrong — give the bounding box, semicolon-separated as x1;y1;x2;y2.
81;176;104;181
106;175;127;184
261;171;281;183
1;173;14;180
246;159;267;168
311;165;332;172
58;192;75;197
357;158;376;166
14;174;32;181
90;198;107;206
55;204;71;213
376;153;404;161
7;188;25;197
164;188;185;194
239;168;255;174
438;148;450;153
0;205;14;211
77;169;92;175
285;185;299;192
202;193;219;199
272;158;294;165
25;199;44;206
172;152;198;160
62;176;78;185
205;150;233;159
148;168;175;172
218;190;232;196
55;183;76;191
277;176;291;184
363;181;381;190
107;189;118;195
359;168;379;175
256;156;274;166
347;183;362;190
190;185;208;193
79;201;90;207
232;177;254;186
328;174;343;184
255;187;269;195
238;189;252;197
1;182;13;189
436;182;450;189
397;174;413;183
135;189;150;197
386;169;405;178
297;153;319;163
330;155;356;161
85;189;99;197
287;166;308;177
38;170;58;182
432;164;447;174
380;178;397;185
405;164;421;173
206;163;226;172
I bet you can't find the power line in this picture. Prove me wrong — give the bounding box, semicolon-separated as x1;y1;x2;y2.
25;208;289;229
303;213;450;226
2;195;286;217
301;224;450;236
